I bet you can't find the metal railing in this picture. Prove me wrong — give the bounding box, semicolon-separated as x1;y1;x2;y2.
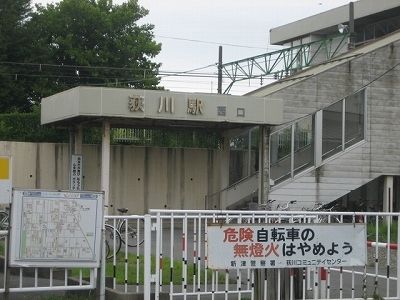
0;210;397;299
102;210;400;300
205;171;259;209
270;88;366;187
0;230;95;295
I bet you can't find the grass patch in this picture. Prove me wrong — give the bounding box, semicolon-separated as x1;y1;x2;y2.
72;251;227;285
0;238;227;285
367;220;398;243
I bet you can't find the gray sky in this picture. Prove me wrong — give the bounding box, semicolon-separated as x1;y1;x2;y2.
32;0;352;94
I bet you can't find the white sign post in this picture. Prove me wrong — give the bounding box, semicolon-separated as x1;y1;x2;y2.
9;189;104;268
70;154;83;190
207;223;367;269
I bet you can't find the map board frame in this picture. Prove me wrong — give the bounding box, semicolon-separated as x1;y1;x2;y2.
9;189;104;268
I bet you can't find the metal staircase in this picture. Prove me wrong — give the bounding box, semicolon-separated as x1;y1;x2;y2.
269;144;374;209
208;87;371;210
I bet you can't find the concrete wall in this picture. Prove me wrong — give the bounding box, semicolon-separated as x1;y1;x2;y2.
0;142;224;214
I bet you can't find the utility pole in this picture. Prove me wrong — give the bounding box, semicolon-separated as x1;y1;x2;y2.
217;46;223;94
348;1;355;49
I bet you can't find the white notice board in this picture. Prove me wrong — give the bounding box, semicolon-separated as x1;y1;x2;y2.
207;223;367;269
10;189;104;268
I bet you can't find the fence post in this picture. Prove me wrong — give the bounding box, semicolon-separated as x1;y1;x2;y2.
397;219;400;298
98;217;106;300
320;267;327;298
155;212;161;299
144;214;152;300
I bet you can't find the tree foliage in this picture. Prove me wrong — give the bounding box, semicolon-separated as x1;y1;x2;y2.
0;0;33;112
0;0;162;112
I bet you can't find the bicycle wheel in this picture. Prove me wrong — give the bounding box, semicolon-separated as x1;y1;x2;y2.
118;219;144;247
104;224;122;259
0;211;9;230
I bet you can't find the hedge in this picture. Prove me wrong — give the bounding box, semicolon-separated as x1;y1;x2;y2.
0;111;223;149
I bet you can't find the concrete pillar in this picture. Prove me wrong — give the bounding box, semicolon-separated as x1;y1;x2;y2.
383;176;394;223
314;110;323;168
258;125;265;205
68;128;74;189
248;128;252;176
101;120;111;214
383;176;394;213
258;125;268;205
256;125;265;300
256;125;273;299
219;134;230;209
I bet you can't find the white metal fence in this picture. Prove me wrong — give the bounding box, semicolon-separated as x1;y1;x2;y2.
1;209;400;299
103;210;400;300
0;230;96;295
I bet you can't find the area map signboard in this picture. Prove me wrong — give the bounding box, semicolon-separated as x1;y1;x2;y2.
9;189;104;268
207;223;366;269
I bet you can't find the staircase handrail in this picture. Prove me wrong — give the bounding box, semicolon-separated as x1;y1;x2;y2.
270;143;312;167
206;171;259;199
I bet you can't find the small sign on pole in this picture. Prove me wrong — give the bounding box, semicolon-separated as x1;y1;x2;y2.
70;154;83;190
207;223;366;269
0;156;12;204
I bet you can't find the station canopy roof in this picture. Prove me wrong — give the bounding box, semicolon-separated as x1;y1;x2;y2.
41;86;282;130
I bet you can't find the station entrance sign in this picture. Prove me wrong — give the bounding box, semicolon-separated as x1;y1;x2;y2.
9;189;104;268
207;223;366;269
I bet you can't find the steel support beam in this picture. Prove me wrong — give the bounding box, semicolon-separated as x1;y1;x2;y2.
222;34;348;94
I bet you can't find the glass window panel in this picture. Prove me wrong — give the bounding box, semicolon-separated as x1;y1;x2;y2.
322;100;343;160
294;115;314;175
345;89;365;148
270;126;292;184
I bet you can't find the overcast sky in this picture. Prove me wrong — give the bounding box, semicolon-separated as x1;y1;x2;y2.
32;0;353;94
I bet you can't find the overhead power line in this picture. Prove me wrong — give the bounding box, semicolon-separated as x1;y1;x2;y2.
0;60;276;92
155;35;277;50
0;61;218;76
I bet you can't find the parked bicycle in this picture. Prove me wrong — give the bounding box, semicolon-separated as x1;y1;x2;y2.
0;207;9;231
104;208;144;260
276;200;297;211
302;202;341;223
104;223;122;260
258;199;276;210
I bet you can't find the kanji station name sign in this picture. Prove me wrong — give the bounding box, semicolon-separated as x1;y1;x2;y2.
207;223;366;269
41;87;283;126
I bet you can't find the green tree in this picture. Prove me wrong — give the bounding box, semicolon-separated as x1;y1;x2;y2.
0;0;34;112
1;0;162;111
30;0;161;94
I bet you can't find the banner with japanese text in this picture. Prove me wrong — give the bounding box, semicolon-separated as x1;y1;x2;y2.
207;223;366;269
70;155;83;191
